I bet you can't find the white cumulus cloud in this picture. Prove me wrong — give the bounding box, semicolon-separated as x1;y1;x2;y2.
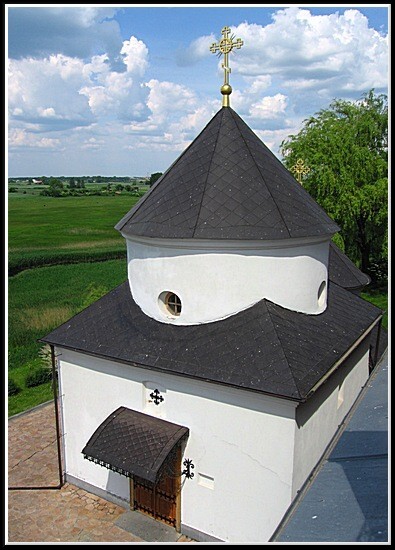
8;34;151;135
9;128;61;149
7;6;388;173
8;55;93;130
176;33;216;66
250;93;288;120
230;8;388;96
121;36;149;75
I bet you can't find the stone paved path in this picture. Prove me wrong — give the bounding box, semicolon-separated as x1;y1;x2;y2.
8;402;193;543
8;402;60;489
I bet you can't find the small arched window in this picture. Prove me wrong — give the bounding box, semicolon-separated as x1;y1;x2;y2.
318;281;326;307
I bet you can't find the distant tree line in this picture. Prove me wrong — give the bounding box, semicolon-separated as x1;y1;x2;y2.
38;177;147;198
9;175;148;185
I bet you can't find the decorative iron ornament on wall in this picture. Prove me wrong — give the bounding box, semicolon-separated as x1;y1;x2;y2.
182;458;195;479
150;388;164;406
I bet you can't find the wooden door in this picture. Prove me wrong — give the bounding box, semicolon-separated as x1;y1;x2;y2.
132;447;181;530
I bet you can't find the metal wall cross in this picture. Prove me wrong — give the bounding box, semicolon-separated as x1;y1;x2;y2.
291;158;310;185
210;26;244;107
150;389;164;406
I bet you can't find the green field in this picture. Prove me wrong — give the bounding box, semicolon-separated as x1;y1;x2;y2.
8;192;139;416
8;194;143;274
8;259;127;416
9;193;139;254
7;191;388;417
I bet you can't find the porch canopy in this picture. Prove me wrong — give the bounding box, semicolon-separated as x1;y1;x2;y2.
82;406;189;483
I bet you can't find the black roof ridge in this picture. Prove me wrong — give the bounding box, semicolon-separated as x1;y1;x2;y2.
228;107;292;239
263;287;331;398
115;108;223;233
262;299;302;399
192;108;225;237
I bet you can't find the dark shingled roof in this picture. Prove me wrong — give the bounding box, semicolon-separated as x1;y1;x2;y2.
41;281;381;402
328;242;371;290
115;107;339;240
82;406;189;483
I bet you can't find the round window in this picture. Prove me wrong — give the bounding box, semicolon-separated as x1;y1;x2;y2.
165;292;182;316
159;291;182;317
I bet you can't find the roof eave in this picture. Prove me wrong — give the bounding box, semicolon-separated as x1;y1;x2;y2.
302;314;382;401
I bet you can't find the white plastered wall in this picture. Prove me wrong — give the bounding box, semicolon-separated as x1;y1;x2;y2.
57;348;297;543
291;337;370;498
124;235;330;324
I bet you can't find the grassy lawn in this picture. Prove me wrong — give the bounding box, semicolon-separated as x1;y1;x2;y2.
8;259;127;416
8;194;140;256
8;360;54;417
8;192;139;416
361;288;388;330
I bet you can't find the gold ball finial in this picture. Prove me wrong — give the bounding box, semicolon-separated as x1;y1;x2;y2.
221;84;232;95
221;84;232;107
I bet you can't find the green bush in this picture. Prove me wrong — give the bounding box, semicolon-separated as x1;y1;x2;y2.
25;366;52;388
366;259;388;288
8;378;21;396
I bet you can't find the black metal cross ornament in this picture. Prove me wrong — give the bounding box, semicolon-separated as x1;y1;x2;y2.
182;458;195;479
150;388;164;406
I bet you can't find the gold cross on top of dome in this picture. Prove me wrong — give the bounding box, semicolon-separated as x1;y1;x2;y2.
291;159;310;185
210;26;244;107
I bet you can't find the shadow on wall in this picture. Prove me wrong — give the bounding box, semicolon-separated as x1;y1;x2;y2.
105;468;130;507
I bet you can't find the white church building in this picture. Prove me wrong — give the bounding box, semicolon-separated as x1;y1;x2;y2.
42;29;384;543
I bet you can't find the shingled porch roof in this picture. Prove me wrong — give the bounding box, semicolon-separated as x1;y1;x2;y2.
82;407;189;484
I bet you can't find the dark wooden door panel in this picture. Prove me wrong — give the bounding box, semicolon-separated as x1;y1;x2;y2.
133;449;180;528
155;484;177;526
134;477;155;516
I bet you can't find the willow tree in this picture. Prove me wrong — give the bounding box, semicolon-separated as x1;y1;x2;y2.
281;90;388;281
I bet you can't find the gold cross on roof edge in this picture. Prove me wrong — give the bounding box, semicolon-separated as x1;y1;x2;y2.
210;26;244;108
291;159;310;185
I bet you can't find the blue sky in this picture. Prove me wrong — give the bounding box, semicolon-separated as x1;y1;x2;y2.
7;4;389;177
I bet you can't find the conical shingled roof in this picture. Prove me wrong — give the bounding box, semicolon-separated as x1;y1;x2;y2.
116;107;340;240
